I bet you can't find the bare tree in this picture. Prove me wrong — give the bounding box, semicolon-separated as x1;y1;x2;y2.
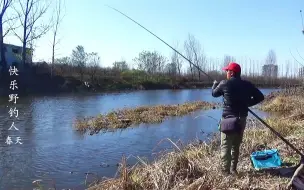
51;0;65;77
285;60;290;78
263;49;278;82
249;58;253;77
53;56;70;76
266;49;277;65
113;60;129;71
184;39;194;79
169;55;178;76
87;52;100;83
0;0;14;72
222;55;236;68
133;50;167;74
165;62;178;76
198;51;207;79
171;41;183;76
184;34;205;80
13;0;51;66
71;45;87;81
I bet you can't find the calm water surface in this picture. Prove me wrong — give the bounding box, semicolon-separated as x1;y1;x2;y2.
0;88;279;189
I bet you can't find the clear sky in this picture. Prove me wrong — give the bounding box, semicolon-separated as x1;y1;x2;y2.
5;0;304;75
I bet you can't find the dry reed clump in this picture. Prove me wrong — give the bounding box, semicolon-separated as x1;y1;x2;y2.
261;94;304;124
87;118;303;189
263;86;304;103
261;86;304;112
261;95;303;113
88;122;300;190
75;101;218;134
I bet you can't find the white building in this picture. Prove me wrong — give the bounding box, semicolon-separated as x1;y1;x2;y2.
1;43;32;68
262;64;278;78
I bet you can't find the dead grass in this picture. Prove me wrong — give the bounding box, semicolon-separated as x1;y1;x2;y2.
262;87;304;108
87;120;302;190
261;95;304;113
260;87;304;121
87;88;304;190
75;101;218;134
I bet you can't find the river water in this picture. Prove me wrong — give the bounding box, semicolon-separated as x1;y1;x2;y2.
0;88;278;189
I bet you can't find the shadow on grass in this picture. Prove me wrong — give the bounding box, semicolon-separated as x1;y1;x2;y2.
246;162;298;178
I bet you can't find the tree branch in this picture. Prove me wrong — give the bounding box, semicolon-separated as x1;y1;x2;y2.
17;0;25;15
1;0;13;16
3;23;21;37
25;2;48;40
26;24;49;43
12;4;25;27
3;15;19;24
11;29;23;42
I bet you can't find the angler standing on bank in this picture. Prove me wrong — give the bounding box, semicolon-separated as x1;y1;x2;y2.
212;62;265;175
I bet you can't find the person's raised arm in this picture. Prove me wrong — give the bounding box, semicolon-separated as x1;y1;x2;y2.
212;80;225;97
247;83;264;107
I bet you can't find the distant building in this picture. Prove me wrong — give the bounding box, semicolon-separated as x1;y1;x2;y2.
0;43;32;69
262;64;278;78
299;67;304;78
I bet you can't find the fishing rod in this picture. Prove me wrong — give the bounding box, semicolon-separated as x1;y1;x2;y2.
300;10;304;34
106;5;304;158
105;5;213;82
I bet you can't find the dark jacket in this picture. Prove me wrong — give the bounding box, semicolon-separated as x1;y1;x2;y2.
212;76;264;118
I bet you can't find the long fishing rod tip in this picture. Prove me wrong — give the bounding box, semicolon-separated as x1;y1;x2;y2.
104;4;113;9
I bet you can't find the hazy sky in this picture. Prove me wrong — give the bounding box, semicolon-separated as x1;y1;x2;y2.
5;0;304;74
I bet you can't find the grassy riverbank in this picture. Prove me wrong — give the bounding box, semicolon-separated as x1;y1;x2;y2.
87;87;304;190
75;101;219;134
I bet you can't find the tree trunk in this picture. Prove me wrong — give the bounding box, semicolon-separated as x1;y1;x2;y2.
198;69;201;81
22;40;26;66
189;63;193;80
22;0;30;68
80;66;83;81
0;17;7;74
51;35;55;78
22;15;28;68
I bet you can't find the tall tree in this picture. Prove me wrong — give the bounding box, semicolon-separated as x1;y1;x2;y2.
165;62;178;76
55;56;70;65
87;52;100;83
113;60;129;71
171;41;183;76
13;0;51;66
51;0;65;77
184;34;205;80
0;0;14;73
266;49;277;65
285;60;290;78
184;35;194;79
71;45;87;81
54;56;70;75
264;49;278;79
222;55;236;68
133;50;167;74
